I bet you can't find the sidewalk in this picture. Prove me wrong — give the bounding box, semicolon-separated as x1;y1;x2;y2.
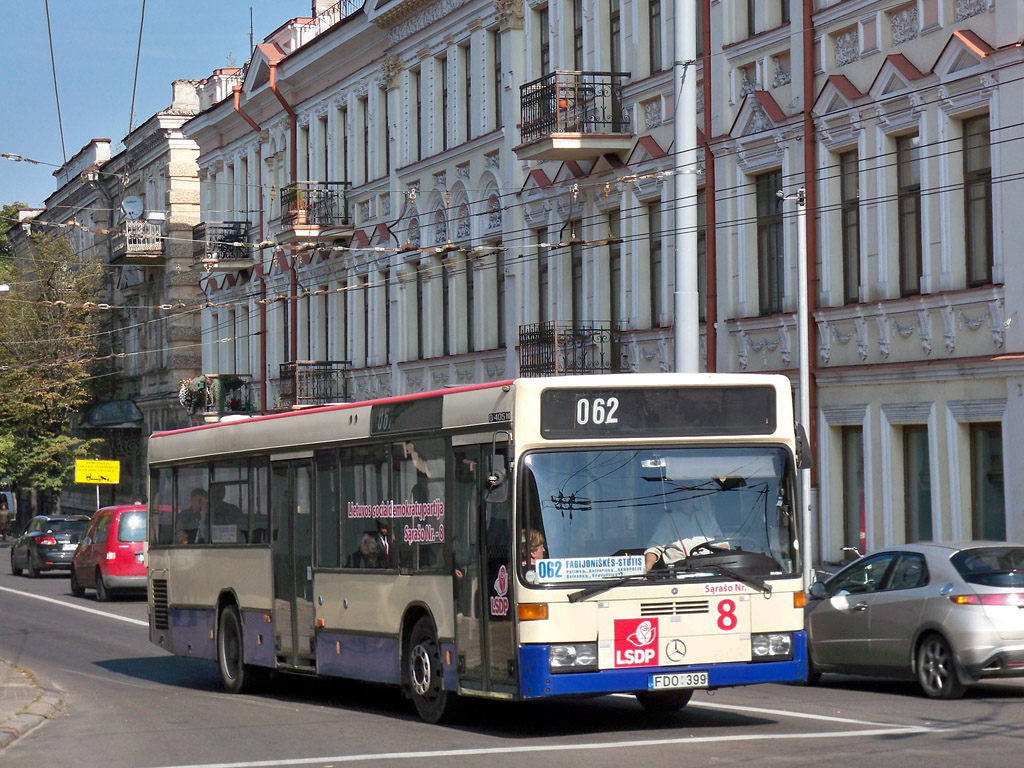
0;658;64;751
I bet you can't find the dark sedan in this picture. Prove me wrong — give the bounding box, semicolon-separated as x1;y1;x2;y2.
806;542;1024;699
9;515;90;577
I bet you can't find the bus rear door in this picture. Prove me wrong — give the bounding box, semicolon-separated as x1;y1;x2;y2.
271;457;315;670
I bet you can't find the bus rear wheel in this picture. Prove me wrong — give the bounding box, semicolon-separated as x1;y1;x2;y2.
218;605;267;694
407;616;456;723
635;689;693;714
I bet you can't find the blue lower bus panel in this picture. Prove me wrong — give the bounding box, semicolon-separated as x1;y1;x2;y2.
520;631;808;698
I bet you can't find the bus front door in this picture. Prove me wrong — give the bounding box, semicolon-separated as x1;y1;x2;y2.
271;459;315;670
452;444;516;696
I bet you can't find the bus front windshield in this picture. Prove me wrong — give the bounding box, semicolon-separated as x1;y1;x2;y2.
519;446;799;586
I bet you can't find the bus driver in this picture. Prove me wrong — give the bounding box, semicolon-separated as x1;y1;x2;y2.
644;496;725;571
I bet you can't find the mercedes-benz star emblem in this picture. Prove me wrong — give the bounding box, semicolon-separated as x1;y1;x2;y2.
665;639;687;662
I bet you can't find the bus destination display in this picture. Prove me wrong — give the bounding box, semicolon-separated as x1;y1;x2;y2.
540;386;776;439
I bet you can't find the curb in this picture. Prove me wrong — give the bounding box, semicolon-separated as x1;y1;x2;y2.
0;660;65;750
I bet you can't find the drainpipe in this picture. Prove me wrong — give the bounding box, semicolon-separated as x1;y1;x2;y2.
233;85;262;133
702;0;716;372
802;0;820;556
268;61;298;180
268;59;299;363
232;84;269;412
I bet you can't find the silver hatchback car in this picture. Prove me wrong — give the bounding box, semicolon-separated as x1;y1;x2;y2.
806;542;1024;698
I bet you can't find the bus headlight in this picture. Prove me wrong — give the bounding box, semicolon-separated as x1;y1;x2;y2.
751;633;793;660
549;643;598;672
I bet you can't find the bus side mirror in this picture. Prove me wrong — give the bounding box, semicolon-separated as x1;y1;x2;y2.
795;423;813;469
486;452;508;504
486;431;511;504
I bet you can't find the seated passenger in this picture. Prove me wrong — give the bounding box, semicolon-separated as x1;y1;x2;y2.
347;533;383;568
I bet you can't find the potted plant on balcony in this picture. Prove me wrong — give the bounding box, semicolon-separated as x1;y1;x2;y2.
178;374;210;413
211;374;249;414
291;188;312;226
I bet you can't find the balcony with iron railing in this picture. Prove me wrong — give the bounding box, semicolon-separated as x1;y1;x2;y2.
192;221;253;270
277;360;351;409
274;181;352;244
110;218;164;263
515;71;633;162
518;322;621;376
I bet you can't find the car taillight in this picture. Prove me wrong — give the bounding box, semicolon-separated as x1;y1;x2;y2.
950;593;1024;606
37;536;57;546
107;552;117;560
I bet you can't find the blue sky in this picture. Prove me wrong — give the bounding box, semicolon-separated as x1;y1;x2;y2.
1;1;308;208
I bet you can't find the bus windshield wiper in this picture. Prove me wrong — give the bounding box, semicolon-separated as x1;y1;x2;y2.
670;560;773;596
567;573;649;603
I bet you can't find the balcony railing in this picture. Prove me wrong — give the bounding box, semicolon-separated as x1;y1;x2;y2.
295;0;363;47
278;360;350;409
519;322;615;376
280;181;351;229
520;71;630;144
111;219;164;261
192;221;252;267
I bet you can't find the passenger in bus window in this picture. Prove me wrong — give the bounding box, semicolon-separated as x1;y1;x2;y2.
644;496;724;571
525;529;546;566
375;519;393;567
211;485;242;542
347;532;383;568
176;488;208;544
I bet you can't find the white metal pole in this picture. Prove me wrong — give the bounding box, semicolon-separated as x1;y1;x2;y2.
795;189;813;588
673;0;699;372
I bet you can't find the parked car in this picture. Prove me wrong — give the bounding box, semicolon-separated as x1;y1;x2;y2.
70;504;147;601
806;542;1024;699
9;515;90;577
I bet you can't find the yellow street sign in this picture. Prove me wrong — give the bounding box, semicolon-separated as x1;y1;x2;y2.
75;459;120;485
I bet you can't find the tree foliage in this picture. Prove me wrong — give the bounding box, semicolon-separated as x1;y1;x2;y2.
0;201;26;262
0;231;105;496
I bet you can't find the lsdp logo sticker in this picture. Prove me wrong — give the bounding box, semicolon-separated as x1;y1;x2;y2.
490;564;509;617
613;617;659;667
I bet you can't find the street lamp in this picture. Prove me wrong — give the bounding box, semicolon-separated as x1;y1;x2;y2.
779;188;813;588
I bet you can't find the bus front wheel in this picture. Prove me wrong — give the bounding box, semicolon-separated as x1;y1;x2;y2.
407;616;456;723
218;605;267;694
635;689;693;714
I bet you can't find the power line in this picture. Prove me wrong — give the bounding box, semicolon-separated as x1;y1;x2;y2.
43;0;68;175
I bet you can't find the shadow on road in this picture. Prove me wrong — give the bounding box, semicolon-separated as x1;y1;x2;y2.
93;654;774;735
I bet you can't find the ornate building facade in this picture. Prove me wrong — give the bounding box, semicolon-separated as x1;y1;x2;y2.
188;0;1024;561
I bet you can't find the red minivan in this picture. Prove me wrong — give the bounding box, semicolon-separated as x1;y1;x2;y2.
70;504;147;601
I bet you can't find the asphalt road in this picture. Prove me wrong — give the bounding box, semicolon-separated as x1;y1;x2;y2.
3;558;1024;768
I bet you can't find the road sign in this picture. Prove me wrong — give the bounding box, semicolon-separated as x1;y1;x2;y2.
75;459;120;485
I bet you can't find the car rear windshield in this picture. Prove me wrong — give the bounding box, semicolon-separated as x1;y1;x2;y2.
117;511;147;543
47;520;87;534
951;547;1024;588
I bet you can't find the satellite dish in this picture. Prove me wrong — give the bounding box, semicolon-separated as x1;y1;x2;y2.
121;196;144;220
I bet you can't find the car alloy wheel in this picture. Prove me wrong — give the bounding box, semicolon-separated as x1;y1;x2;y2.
916;633;966;700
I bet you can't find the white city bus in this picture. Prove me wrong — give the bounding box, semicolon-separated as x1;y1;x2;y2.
147;373;810;722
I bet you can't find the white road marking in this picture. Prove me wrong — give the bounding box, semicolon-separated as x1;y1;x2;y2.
0;585;149;626
143;717;944;768
612;693;920;728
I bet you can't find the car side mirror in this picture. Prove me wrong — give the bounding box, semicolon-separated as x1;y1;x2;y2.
808;581;828;600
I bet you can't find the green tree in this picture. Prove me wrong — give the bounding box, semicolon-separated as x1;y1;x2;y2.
1;202;27;263
0;231;104;504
